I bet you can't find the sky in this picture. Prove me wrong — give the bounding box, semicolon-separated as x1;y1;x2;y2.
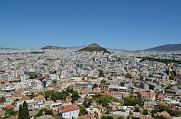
0;0;181;50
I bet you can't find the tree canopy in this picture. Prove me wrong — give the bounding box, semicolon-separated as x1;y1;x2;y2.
123;96;143;106
18;101;30;119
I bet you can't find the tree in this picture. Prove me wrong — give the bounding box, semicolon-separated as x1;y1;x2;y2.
100;80;106;85
143;109;148;115
23;101;30;119
125;73;131;79
4;109;16;118
83;97;92;108
168;109;181;117
165;85;172;90
18;105;23;119
53;91;67;101
101;116;113;119
71;90;80;103
123;96;143;106
149;84;155;90
44;90;55;100
92;94;122;107
0;96;6;102
92;84;98;90
66;86;73;93
79;105;88;116
120;82;125;86
52;79;57;84
20;101;30;119
151;109;157;117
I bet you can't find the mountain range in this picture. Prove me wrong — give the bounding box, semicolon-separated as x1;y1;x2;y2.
145;43;181;51
0;43;181;52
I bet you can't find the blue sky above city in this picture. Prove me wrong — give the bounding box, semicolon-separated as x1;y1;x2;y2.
0;0;181;50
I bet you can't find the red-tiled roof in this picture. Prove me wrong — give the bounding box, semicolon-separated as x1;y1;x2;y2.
138;89;156;98
5;104;14;110
36;95;45;101
59;105;78;113
79;114;95;119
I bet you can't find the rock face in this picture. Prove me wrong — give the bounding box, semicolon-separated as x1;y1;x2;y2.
145;43;181;51
78;43;109;53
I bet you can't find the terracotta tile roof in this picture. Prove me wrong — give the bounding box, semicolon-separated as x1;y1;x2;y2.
80;88;89;94
107;91;123;97
58;105;79;113
79;114;95;119
5;104;14;110
36;95;45;101
138;89;156;98
157;111;171;119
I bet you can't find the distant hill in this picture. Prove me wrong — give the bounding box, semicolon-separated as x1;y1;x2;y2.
145;43;181;51
78;43;110;53
0;47;18;50
41;46;64;50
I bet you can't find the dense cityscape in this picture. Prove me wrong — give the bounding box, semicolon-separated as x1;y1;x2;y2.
1;0;181;118
0;43;181;119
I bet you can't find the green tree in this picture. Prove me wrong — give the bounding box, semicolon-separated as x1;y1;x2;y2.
66;86;73;93
44;90;54;100
79;105;88;116
168;109;181;117
0;96;6;102
53;91;67;101
23;101;30;119
151;109;157;117
125;73;131;79
101;116;113;119
100;80;106;85
52;79;57;84
4;109;17;118
92;84;98;90
123;96;143;106
149;84;155;90
18;105;23;119
83;97;92;108
92;94;122;107
120;82;125;86
143;109;148;115
71;90;80;103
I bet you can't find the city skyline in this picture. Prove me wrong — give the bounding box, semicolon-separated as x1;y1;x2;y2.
0;0;181;50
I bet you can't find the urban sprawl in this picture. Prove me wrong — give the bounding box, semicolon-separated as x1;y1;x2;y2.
0;44;181;119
